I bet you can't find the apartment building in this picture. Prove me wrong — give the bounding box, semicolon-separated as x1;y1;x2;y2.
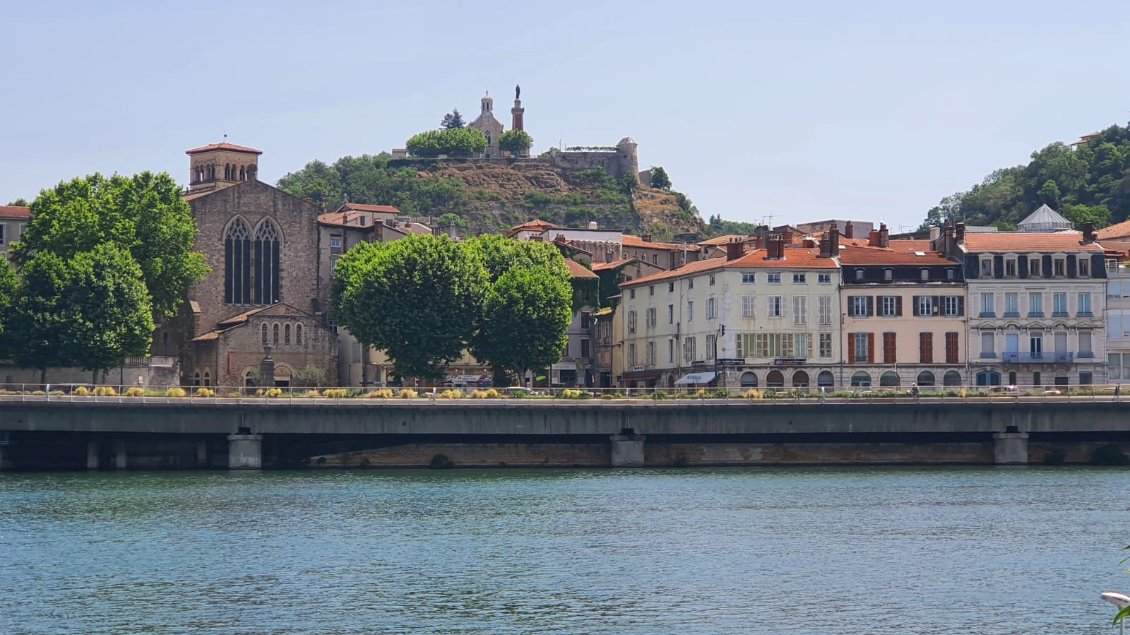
0;205;30;260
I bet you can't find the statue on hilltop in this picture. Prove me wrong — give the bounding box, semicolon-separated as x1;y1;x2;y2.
515;84;521;101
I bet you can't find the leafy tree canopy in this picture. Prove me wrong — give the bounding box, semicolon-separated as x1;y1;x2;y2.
0;259;16;341
277;153;468;215
920;123;1130;231
6;198;29;207
498;129;534;154
441;109;465;129
406;128;487;158
332;234;485;381
477;266;572;383
649;166;671;190
13;172;208;318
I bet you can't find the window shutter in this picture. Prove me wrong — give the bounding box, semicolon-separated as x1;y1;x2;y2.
848;334;856;362
956;296;964;317
1042;255;1053;278
867;296;874;317
1066;255;1077;278
1093;254;1106;279
867;333;875;363
1017;255;1028;278
933;296;941;315
965;255;979;279
993;255;1004;279
896;296;903;316
912;296;920;316
884;332;896;363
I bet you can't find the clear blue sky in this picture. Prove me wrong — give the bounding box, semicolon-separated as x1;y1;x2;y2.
3;0;1129;233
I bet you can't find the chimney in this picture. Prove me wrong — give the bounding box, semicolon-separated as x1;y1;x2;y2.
879;223;889;248
781;228;794;244
725;239;743;261
766;236;784;260
1082;221;1095;244
929;226;941;242
819;234;831;258
803;237;817;249
642;232;653;243
844;221;854;238
828;223;840;256
955;222;966;244
868;229;881;247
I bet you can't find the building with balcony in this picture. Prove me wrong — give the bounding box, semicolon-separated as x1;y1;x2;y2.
934;215;1106;388
619;235;840;390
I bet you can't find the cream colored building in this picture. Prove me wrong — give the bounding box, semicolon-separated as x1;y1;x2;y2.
0;205;29;260
619;238;841;390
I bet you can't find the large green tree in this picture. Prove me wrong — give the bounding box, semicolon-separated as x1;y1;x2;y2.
0;258;17;351
5;252;74;383
406;128;488;158
277;154;468;214
649;166;671;190
477;267;572;385
498;129;533;154
13;172;207;318
441;109;465;129
332;234;484;381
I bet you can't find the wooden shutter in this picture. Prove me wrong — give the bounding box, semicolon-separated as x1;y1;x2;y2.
919;332;933;364
993;255;1004;279
866;296;874;317
1042;255;1053;278
1067;255;1077;278
945;332;959;364
912;296;920;316
896;296;903;316
956;296;964;317
847;333;856;362
884;332;897;363
1018;255;1029;278
867;333;875;363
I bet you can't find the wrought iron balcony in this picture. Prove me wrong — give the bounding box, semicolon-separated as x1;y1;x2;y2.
1002;352;1074;364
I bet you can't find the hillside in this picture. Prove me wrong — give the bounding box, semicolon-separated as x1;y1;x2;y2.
277;154;706;239
922;122;1130;231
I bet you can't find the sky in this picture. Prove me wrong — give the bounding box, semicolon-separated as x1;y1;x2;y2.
2;0;1129;233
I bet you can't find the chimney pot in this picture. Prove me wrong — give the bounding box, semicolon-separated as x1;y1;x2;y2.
879;223;889;248
1082;221;1095;244
844;221;854;238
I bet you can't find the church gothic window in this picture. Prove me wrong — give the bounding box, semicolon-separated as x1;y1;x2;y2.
261;323;268;345
223;217;282;306
296;324;303;346
273;323;280;345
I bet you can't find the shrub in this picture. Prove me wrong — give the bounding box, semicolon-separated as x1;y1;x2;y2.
483;388;500;399
292;364;328;388
744;389;764;400
652;391;669;400
429;453;455;469
166;387;187;398
305;390;322;398
125;387;145;397
437;389;463;399
93;386;117;397
265;388;284;398
367;388;394;399
398;389;418;399
470;389;489;399
73;386;90;396
323;388;349;399
194;387;215;397
560;388;588;399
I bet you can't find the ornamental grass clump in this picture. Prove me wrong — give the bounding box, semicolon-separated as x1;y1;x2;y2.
744;389;764;400
437;389;463;399
93;386;117;397
560;388;587;399
125;387;145;397
194;387;215;397
73;386;90;396
165;387;187;398
367;388;394;399
398;389;418;399
323;388;349;399
265;388;284;398
305;389;322;398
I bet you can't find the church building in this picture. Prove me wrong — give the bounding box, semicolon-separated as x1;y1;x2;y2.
466;85;527;158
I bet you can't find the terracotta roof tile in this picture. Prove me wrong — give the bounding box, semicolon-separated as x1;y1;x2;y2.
0;205;30;220
697;234;746;246
185;142;262;155
339;203;400;215
837;244;956;265
591;258;635;272
622;234;678;251
888;239;933;252
961;232;1102;253
621;247;836;288
565;258;598;279
1097;219;1130;240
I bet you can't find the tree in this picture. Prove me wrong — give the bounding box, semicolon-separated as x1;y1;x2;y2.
441;109;465;129
498;130;533;155
0;259;17;354
650;166;672;190
57;244;154;383
332;234;484;381
477;267;572;385
292;364;328;388
6;198;28;207
405;128;488;157
14;172;208;318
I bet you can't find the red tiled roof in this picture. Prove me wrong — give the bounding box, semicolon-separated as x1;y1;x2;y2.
697;234;746;246
1097;219;1130;240
622;234;679;251
317;211;375;228
508;219;559;235
621;246;836;288
565;258;598;279
185;142;262;155
888;239;933;252
339;203;400;215
0;205;30;220
591;258;635;272
837;244;956;266
961;232;1103;253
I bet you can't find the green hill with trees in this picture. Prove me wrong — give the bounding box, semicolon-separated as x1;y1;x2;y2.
921;123;1130;231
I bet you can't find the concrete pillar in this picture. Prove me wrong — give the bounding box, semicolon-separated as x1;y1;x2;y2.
610;434;645;467
113;440;127;470
86;440;100;470
0;446;12;470
227;434;263;470
993;432;1029;465
196;440;208;468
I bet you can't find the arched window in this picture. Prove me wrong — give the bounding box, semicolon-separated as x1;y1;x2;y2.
851;371;871;387
284;323;291;345
943;371;962;387
817;371;835;388
254;219;281;305
203;371;211;387
976;370;1001;386
224;164;231;180
240;166;246;181
296;324;303;346
766;370;784;388
272;323;279;345
193;371;201;387
261;323;268;345
792;371;809;387
224;217;252;304
739;372;758;387
880;371;900;387
917;371;936;386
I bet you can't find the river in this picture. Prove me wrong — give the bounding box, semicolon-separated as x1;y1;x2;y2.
1;467;1127;634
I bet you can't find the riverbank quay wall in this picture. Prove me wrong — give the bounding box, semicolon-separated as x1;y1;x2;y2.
1;399;1129;469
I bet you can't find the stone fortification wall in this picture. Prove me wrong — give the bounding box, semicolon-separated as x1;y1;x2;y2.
542;146;638;180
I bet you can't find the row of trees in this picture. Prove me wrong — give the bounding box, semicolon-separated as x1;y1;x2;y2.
0;173;208;382
921;123;1130;231
333;233;574;385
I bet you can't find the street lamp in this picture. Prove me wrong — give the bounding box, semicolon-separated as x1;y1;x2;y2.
1102;592;1130;635
713;324;726;391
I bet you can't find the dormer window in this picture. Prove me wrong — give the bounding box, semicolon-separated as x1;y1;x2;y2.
883;269;893;281
920;269;929;281
855;269;864;281
1079;258;1091;277
980;258;992;277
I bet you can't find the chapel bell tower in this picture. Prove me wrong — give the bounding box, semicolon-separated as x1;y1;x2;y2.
186;141;263;193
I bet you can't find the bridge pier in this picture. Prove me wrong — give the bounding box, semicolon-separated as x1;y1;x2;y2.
113;440;128;470
227;434;263;470
196;440;208;467
86;440;99;470
610;433;645;467
993;432;1029;465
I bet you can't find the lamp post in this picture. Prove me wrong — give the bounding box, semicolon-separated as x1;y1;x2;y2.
714;324;726;391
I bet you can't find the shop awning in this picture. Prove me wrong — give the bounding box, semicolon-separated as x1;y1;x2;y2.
674;371;717;385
